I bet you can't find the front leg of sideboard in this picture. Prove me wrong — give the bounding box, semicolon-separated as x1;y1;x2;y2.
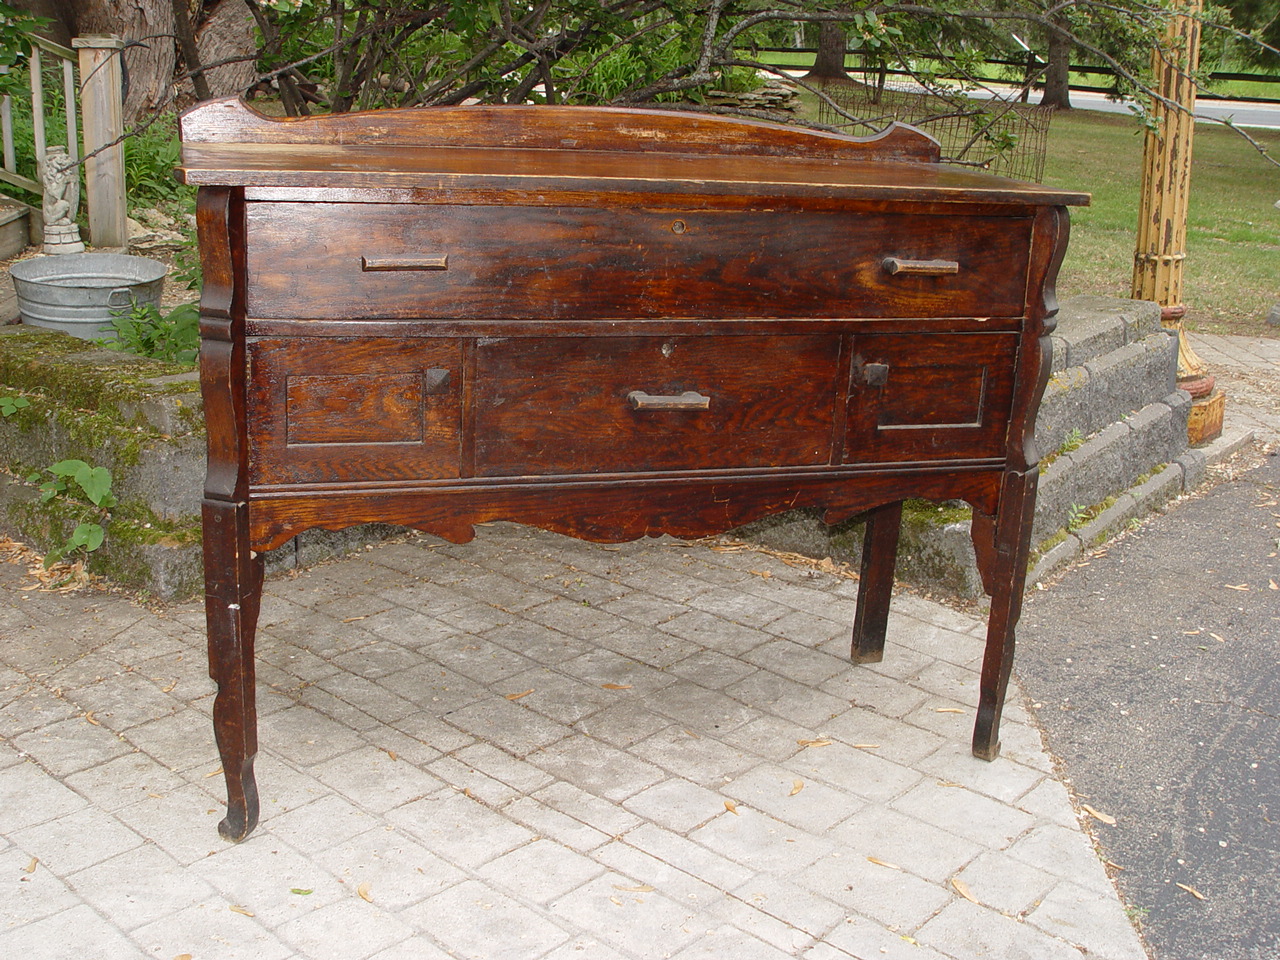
971;467;1038;761
203;499;265;842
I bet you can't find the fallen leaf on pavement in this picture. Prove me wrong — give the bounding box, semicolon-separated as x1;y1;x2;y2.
22;857;37;874
951;878;979;903
229;905;254;917
1176;882;1206;900
867;857;901;870
84;711;99;726
358;882;373;902
790;780;804;796
613;883;654;893
935;708;965;714
1225;584;1250;591
724;800;740;815
1082;804;1117;825
601;683;632;690
505;689;534;701
797;738;832;748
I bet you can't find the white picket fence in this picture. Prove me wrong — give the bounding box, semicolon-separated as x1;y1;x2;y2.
0;33;127;248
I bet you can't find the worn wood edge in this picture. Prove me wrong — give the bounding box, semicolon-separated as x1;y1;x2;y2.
178;96;942;161
243;468;1004;553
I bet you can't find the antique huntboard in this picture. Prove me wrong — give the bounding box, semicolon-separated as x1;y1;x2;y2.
178;97;1088;841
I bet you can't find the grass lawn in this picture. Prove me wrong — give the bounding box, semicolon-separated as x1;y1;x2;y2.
1043;109;1280;336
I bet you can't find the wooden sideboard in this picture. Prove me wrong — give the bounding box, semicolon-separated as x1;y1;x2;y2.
179;98;1088;842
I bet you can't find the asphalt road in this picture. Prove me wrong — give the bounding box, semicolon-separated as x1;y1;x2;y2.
1018;450;1280;960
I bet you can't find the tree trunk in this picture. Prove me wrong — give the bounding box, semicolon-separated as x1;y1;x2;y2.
806;22;850;82
1042;18;1072;109
16;0;177;121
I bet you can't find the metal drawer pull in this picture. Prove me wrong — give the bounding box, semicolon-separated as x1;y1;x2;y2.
882;257;959;276
627;390;710;411
361;255;449;272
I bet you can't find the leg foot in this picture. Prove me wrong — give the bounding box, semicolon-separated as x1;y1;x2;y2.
217;755;259;841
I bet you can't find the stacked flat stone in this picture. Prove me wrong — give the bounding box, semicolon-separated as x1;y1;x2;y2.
705;78;800;112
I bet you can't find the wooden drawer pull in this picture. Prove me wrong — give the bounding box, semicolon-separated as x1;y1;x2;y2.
882;257;959;276
361;255;449;271
627;390;710;411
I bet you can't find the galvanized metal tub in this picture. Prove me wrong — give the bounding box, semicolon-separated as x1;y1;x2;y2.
10;252;167;340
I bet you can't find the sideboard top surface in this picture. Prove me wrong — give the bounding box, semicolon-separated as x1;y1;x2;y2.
177;98;1090;208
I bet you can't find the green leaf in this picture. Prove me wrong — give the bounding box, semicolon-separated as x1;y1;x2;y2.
290;888;313;895
49;459;88;478
75;466;114;507
69;523;105;552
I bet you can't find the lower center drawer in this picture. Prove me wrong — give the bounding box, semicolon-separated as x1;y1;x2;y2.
474;335;841;477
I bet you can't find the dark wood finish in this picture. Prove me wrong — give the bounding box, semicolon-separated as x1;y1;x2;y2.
181;97;1087;841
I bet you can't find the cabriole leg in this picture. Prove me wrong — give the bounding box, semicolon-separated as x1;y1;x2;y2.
204;498;265;841
851;500;903;664
972;470;1037;761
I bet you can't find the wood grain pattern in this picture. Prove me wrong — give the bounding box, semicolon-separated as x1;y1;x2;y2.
244;203;1033;320
188;102;1086;840
473;335;840;476
247;337;462;485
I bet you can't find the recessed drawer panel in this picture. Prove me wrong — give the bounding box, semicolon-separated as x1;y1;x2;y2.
843;333;1019;463
244;203;1032;320
474;335;841;476
247;338;462;485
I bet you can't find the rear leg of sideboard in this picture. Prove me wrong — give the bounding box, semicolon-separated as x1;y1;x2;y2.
971;468;1038;761
851;500;903;663
204;498;265;842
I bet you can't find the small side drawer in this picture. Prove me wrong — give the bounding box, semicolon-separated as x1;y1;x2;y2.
843;332;1019;463
247;338;462;485
244;202;1032;320
473;335;841;476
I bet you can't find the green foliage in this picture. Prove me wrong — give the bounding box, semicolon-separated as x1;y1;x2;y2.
0;394;30;416
107;300;200;365
123;116;191;208
28;458;116;568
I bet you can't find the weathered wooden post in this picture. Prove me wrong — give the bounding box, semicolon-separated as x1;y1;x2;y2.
1132;0;1223;443
72;35;128;250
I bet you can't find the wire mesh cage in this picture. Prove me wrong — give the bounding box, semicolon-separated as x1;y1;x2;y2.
815;77;1055;183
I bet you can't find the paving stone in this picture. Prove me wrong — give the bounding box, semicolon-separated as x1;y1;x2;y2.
476;836;607;903
313;827;466;911
440;695;574;756
623;776;735;834
731;873;847;937
827;804;984;884
785;739;923;805
310;745;446;814
815;914;955;960
667;648;760;688
913;740;1048;804
364;936;455;960
762;609;850;648
726;669;853;729
1002;823;1118;896
661;609;775;654
548;871;704;958
257;705;368;767
914;898;1084;960
571;699;676;748
818;667;930;720
597;590;690;626
265;794;385;857
722;763;862;833
742;639;850;686
308;673;420;730
793;849;953;930
1013;776;1082;830
12;714;133;776
0;683;78;737
621;820;756;892
0;759;87;834
374;664;490;717
0;904;150;960
951;848;1059;916
532;780;644;838
405;879;570;960
669;922;798;959
130;897;296;960
502;796;614;853
822;706;945;767
64;843;216;932
482;620;595;665
387;790;535;870
689;809;834;875
497;664;632;725
0;845;83;928
629;726;759;786
528;734;666;802
538;936;631;960
275;894;418;960
11;805;142;874
191;839;348;927
642;679;762;733
113;783;231;865
63;750;188;811
890;779;1037;851
716;714;814;763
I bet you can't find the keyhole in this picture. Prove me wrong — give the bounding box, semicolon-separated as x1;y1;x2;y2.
661;341;675;358
671;220;687;235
